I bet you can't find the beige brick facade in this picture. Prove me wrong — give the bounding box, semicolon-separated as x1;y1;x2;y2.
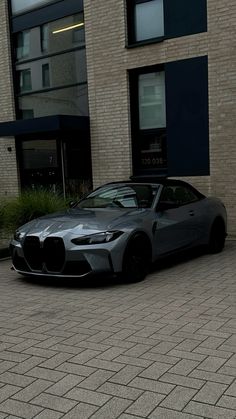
0;0;235;233
0;0;19;197
84;0;236;234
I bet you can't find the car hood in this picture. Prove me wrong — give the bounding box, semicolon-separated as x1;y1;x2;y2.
18;207;151;236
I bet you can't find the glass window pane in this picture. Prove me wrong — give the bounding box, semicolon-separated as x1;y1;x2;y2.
139;71;166;129
16;31;30;60
11;0;56;15
15;14;85;62
135;0;164;41
42;63;50;88
18;85;88;119
16;49;87;92
19;69;32;92
22;139;58;169
41;24;49;53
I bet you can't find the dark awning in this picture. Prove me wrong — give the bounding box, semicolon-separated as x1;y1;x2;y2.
0;115;89;137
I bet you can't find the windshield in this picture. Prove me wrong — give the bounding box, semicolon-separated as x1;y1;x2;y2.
78;183;160;209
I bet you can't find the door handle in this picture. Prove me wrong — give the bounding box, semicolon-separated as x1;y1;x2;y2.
189;210;195;216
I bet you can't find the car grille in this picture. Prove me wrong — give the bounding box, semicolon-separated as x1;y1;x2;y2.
23;236;65;273
43;237;65;272
23;236;42;270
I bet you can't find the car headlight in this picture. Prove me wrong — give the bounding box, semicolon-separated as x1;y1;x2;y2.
14;230;25;242
71;231;123;245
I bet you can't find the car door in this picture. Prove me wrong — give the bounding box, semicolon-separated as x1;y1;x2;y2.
153;183;201;257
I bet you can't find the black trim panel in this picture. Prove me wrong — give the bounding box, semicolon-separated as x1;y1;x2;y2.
12;0;83;32
165;56;209;176
164;0;207;39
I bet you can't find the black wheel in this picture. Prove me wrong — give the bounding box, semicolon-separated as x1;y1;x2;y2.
208;219;226;254
122;234;151;282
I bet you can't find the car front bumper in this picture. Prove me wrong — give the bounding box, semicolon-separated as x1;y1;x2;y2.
10;233;127;278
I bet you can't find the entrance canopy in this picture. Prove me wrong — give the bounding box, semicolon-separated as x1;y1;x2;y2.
0;115;90;137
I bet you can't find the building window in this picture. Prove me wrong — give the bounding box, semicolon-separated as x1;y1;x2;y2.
40;24;49;53
42;63;50;88
127;0;164;44
16;31;30;60
130;67;167;173
135;0;164;42
19;69;32;92
139;72;166;129
13;13;87;120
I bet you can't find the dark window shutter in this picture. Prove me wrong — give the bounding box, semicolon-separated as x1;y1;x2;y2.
164;0;207;39
165;56;209;177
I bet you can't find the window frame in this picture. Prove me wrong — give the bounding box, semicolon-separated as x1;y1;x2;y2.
127;0;165;47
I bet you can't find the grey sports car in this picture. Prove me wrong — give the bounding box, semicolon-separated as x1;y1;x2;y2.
10;178;227;282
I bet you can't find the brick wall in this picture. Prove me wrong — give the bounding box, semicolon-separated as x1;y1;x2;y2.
84;0;236;234
0;0;19;197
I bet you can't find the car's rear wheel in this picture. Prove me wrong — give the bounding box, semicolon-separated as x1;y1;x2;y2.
208;218;226;254
122;234;151;282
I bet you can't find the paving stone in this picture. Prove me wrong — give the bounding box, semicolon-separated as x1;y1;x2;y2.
217;395;236;409
189;369;234;384
160;386;197;411
62;402;99;419
168;349;206;362
193;381;228;404
168;359;200;376
0;399;43;418
89;396;132;419
0;385;21;403
85;358;125;371
56;362;96;376
25;367;66;382
108;365;144;387
184;400;236;419
126;391;164;416
159;372;205;389
12;379;53;402
10;356;45;374
33;409;63;419
225;380;236;397
196;356;227;372
98;382;143;400
150;406;203;418
65;387;111;406
128;377;174;394
0;372;35;387
30;393;77;413
45;374;84;396
78;369;114;390
139;361;171;379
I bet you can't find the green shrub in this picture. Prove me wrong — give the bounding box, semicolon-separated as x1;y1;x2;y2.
2;189;67;233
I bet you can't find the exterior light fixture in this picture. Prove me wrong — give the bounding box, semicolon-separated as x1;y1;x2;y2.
52;22;84;34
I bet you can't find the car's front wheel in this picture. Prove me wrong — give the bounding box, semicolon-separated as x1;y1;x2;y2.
208;218;226;254
122;234;151;282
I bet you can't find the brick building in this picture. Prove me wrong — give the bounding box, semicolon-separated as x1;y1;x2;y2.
0;0;235;233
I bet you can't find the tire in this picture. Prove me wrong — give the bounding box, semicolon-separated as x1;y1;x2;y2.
122;234;151;282
208;219;226;254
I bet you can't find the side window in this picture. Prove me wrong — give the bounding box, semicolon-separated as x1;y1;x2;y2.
160;184;199;206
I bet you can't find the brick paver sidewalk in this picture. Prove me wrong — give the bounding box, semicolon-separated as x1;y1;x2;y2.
0;242;236;418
